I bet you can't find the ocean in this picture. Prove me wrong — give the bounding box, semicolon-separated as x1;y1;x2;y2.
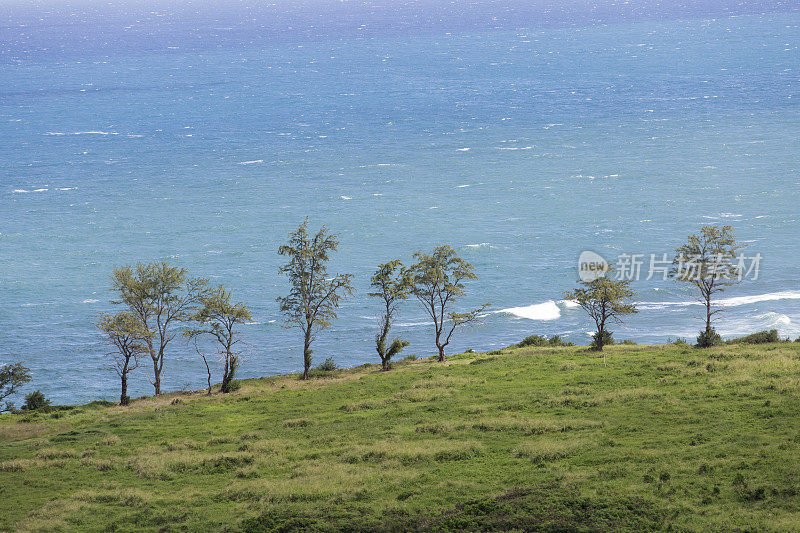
1;2;799;404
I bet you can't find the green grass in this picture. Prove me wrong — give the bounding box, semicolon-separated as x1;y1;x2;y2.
2;343;800;531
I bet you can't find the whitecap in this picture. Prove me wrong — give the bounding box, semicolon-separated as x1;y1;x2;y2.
496;301;561;321
82;299;99;304
239;160;264;165
340;196;352;200
457;184;471;188
72;131;118;135
465;243;491;248
637;290;800;310
397;320;436;327
456;148;471;151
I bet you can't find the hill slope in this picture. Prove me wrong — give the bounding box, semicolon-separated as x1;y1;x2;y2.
2;343;800;531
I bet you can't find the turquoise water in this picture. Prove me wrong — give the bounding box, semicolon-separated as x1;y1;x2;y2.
2;9;800;404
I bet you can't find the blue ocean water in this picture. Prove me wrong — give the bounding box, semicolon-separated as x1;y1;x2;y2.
1;4;800;404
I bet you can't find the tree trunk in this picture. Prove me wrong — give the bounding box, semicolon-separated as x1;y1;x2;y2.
221;356;230;393
203;356;212;394
437;344;446;362
596;324;605;352
152;355;161;395
705;295;712;335
120;372;129;406
302;330;312;380
381;357;390;372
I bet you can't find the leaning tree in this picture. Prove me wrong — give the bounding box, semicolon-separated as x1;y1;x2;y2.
111;262;208;395
0;362;31;413
185;285;252;394
97;311;150;405
404;245;490;362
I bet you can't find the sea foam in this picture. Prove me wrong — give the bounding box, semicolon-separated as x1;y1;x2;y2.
497;301;562;321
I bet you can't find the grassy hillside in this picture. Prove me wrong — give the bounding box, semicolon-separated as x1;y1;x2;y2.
2;343;800;531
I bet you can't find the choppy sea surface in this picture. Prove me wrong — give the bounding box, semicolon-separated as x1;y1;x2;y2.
2;6;800;404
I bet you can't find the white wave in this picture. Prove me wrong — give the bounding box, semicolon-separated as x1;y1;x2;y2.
456;148;471;151
32;188;48;192
12;189;29;193
465;243;491;248
82;299;99;304
397;320;435;327
757;312;791;327
637;290;800;310
340;196;352;200
72;131;118;135
496;301;561;321
238;160;263;165
457;184;471;188
56;187;77;191
558;299;580;308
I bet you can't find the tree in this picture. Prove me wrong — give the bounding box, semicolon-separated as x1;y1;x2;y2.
22;390;50;411
404;245;490;361
185;285;252;394
564;271;637;354
369;260;409;371
97;312;150;405
0;362;31;413
111;262;208;395
672;225;745;347
277;220;354;379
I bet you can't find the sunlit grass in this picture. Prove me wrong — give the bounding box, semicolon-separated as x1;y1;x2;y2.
2;343;800;531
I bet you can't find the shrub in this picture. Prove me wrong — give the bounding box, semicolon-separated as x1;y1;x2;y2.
696;328;722;348
403;354;417;361
727;329;780;345
590;330;614;350
671;338;690;347
517;335;547;347
315;358;337;372
517;335;574;348
620;339;637;345
547;335;574;347
22;390;50;411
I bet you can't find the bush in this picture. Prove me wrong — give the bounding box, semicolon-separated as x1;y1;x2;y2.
517;335;547;347
620;339;637;345
696;328;722;348
590;330;614;350
727;329;780;345
22;390;50;411
315;358;337;372
671;338;690;347
516;335;573;348
403;354;417;361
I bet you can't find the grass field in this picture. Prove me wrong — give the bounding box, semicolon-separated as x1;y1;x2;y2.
2;342;800;531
